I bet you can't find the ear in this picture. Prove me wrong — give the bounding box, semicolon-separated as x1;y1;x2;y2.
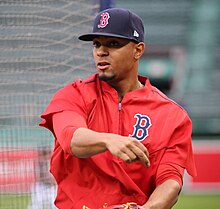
134;42;145;60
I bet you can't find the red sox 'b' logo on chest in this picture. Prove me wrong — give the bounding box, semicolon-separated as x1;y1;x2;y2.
98;12;110;28
129;114;152;141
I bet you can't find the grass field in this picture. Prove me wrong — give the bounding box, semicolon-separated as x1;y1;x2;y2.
173;194;220;209
0;194;220;209
0;194;30;209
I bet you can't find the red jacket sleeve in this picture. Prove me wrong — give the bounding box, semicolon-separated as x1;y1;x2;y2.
156;113;197;187
39;82;87;154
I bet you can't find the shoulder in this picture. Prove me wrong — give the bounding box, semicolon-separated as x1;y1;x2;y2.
71;73;100;92
149;85;191;121
150;86;175;104
139;75;189;117
53;73;99;97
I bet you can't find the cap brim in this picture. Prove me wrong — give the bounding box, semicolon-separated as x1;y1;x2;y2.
78;32;138;42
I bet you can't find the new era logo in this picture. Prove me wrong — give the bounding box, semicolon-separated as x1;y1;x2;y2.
133;30;139;37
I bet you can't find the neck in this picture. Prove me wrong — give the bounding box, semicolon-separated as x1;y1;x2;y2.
113;79;143;102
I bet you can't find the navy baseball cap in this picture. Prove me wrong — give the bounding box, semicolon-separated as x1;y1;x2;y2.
78;8;145;43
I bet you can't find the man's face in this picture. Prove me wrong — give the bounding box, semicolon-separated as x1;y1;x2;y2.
92;36;138;83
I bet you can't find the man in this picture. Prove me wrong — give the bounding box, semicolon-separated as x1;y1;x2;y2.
40;8;196;209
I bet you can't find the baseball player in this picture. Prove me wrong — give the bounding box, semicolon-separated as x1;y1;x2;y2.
40;8;197;209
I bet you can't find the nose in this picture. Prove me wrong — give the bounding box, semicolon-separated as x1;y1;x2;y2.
96;45;109;57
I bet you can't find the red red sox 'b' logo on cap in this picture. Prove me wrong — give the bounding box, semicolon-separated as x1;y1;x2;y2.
98;12;110;28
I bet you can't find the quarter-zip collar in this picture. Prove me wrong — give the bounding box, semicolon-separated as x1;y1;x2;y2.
97;74;152;103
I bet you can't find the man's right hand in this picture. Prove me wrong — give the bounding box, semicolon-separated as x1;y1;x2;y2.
105;134;150;167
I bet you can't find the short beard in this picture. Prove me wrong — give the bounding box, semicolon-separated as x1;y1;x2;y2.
98;74;116;82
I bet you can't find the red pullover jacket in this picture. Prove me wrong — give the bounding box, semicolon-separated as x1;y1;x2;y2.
40;73;196;209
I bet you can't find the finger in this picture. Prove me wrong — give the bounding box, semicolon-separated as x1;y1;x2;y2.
134;140;149;157
123;148;139;163
128;137;149;157
118;152;135;164
125;138;150;166
130;145;150;167
137;151;150;167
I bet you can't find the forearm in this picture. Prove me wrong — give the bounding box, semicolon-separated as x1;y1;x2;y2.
70;127;150;166
70;127;109;158
143;179;181;209
52;110;149;164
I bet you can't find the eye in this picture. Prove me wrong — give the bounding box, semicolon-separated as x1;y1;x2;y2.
107;40;120;48
92;41;101;48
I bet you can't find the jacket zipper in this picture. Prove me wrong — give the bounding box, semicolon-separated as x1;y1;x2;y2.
118;102;122;111
118;102;122;134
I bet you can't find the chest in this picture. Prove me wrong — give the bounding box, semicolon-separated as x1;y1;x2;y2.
86;95;174;154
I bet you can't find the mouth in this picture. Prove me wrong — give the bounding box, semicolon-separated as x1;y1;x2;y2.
97;61;110;71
